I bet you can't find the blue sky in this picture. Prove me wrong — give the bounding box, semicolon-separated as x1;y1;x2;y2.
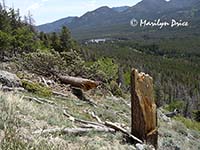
5;0;142;25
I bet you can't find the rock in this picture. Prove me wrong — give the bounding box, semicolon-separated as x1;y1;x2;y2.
0;70;21;87
0;130;5;143
160;113;171;122
136;143;145;150
136;143;155;150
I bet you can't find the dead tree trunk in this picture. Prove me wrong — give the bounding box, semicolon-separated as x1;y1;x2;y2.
57;74;100;91
131;69;158;149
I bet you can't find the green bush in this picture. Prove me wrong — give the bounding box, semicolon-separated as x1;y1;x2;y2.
22;80;52;97
22;49;66;76
175;116;200;131
89;58;118;82
110;80;123;97
60;50;86;76
193;110;200;122
12;26;40;53
165;100;185;112
0;31;12;50
123;71;130;86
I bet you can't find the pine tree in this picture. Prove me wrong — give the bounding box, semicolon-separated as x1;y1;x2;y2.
39;32;50;48
50;32;60;51
59;26;74;52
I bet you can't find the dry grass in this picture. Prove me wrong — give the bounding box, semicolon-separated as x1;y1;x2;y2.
0;92;72;149
0;92;134;150
158;113;200;150
0;91;200;150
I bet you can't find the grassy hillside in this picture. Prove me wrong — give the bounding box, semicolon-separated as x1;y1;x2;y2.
0;89;200;150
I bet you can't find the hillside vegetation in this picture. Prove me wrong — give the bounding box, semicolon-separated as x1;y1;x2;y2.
0;2;200;150
83;40;200;119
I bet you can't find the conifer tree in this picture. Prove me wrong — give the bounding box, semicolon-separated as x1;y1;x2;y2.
50;32;60;51
59;26;74;52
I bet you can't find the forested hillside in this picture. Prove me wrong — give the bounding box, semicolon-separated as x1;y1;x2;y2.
83;40;200;119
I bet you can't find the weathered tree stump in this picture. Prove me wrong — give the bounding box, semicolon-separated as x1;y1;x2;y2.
131;69;158;149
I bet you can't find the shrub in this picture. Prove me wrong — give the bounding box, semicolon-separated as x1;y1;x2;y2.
174;116;200;131
20;48;87;77
193;110;200;122
123;71;130;86
110;80;123;97
21;49;67;76
0;31;12;50
60;50;86;76
22;80;52;97
165;100;185;112
12;26;40;53
89;58;118;82
0;31;12;59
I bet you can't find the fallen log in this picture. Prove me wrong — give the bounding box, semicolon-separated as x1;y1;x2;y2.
56;74;101;91
88;111;103;124
24;96;57;106
63;110;105;128
41;77;49;87
105;121;143;144
63;109;143;144
24;96;44;104
165;109;179;118
52;91;69;97
1;86;26;92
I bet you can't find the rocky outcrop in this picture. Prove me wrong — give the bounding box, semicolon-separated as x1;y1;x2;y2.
131;69;158;149
0;70;21;87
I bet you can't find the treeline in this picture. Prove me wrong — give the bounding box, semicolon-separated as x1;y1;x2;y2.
0;2;84;76
0;4;37;58
0;2;77;61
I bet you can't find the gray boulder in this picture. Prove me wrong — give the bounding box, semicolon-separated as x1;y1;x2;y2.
136;143;155;150
0;70;21;87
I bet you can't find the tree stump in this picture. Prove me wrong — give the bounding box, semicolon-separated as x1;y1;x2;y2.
131;69;158;149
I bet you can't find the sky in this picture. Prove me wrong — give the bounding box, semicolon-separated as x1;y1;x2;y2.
4;0;142;25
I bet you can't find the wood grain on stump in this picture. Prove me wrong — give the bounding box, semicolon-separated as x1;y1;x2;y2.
131;69;158;149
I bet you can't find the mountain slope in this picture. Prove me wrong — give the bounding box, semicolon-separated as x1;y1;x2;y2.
37;16;77;33
67;6;119;30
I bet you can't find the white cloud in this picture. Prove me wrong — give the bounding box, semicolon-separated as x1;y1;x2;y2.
26;0;48;11
26;2;41;11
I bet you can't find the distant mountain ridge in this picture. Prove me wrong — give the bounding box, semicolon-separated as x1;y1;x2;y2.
37;16;77;33
37;0;200;40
